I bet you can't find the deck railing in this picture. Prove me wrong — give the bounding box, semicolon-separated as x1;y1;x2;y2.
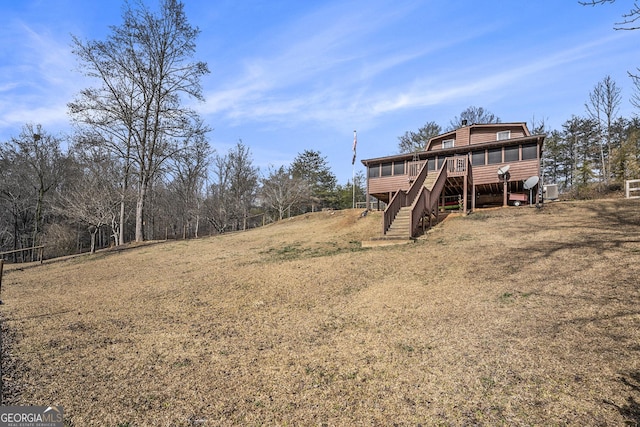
446;156;468;176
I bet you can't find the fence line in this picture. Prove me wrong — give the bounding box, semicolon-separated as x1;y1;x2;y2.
625;179;640;199
0;245;45;264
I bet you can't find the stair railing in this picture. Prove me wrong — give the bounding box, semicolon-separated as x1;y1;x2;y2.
383;159;429;235
409;163;449;236
383;190;406;235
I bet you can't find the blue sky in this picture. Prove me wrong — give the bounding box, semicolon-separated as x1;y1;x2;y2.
1;0;639;183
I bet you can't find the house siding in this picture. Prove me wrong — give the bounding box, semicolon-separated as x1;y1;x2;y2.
470;127;526;145
369;174;411;195
472;159;540;185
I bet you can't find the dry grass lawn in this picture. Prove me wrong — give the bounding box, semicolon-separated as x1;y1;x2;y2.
1;198;640;426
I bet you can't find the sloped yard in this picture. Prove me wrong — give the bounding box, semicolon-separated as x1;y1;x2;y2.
1;199;639;425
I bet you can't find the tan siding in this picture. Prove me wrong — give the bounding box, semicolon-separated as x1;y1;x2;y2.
369;174;411;194
472;160;540;185
470;126;526;145
455;126;470;147
428;136;446;151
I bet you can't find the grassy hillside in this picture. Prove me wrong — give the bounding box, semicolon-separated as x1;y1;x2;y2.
1;201;640;426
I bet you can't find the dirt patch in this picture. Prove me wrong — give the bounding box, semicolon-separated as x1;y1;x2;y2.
1;202;639;425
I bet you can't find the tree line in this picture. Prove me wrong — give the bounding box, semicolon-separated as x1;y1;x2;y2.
0;0;364;259
0;125;365;259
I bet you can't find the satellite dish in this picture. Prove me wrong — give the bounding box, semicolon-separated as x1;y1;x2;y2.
497;165;511;176
523;175;539;190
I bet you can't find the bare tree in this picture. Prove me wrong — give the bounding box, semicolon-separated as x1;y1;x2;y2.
70;0;210;242
170;131;211;238
0;146;33;258
585;75;622;184
8;124;66;249
57;157;121;254
228;142;259;231
397;121;442;153
448;106;500;131
580;1;640;85
579;1;640;30
206;154;232;233
261;166;309;220
631;73;640;111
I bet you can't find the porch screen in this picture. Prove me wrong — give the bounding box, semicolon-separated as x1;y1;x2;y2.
504;146;519;162
381;162;392;176
522;143;538;160
471;150;485;165
427;158;436;171
393;161;405;175
369;164;380;178
488;148;502;164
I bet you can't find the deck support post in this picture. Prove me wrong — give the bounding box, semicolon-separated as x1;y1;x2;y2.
471;183;476;212
503;177;508;207
463;176;468;216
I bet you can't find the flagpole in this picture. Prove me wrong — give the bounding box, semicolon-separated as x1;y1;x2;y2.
352;130;357;209
352;164;355;209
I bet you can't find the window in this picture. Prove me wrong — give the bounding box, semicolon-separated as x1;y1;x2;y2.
522;143;538;160
393;161;405;175
368;164;380;178
471;150;486;165
488;148;502;164
497;131;511;140
427;158;436;171
504;145;519;162
442;139;455;149
381;162;392;176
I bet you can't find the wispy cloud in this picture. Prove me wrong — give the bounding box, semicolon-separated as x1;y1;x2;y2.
202;11;633;135
0;19;84;134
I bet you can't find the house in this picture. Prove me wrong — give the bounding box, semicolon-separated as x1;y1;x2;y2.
361;122;545;239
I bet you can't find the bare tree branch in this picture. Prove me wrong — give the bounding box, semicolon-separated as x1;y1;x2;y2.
579;0;640;30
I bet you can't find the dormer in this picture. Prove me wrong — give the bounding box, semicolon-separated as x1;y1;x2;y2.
426;122;530;151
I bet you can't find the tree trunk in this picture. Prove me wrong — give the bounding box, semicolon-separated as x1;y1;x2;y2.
135;180;147;242
118;198;126;246
32;185;44;252
90;228;97;254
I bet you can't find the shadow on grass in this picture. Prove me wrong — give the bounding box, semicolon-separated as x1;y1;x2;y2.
604;371;640;425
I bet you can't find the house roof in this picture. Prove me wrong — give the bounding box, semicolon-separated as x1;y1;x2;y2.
360;133;544;166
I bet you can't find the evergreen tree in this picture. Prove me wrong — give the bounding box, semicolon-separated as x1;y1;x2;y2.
290;150;337;211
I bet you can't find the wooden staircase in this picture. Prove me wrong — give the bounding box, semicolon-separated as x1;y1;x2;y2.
423;173;438;191
382;155;472;240
384;207;411;239
385;174;439;239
